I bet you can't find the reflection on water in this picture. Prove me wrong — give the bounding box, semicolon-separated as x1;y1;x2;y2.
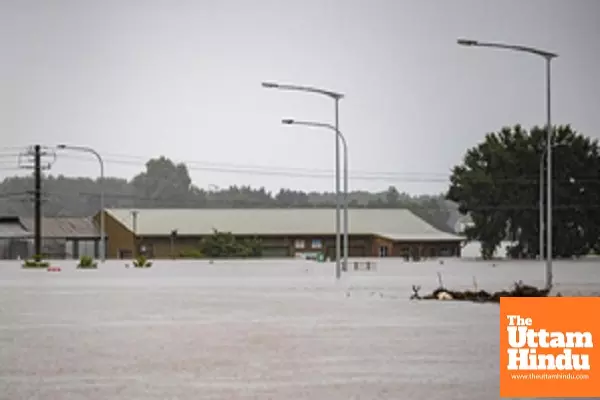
0;258;598;399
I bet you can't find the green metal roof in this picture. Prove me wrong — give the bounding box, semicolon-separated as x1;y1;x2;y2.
103;208;464;241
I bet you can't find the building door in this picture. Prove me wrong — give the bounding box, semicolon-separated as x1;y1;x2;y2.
378;246;389;257
429;247;437;258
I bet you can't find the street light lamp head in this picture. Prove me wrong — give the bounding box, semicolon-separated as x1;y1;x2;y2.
57;144;67;149
281;119;295;125
261;82;279;89
457;38;478;46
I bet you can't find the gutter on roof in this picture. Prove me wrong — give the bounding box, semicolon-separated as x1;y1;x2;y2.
136;232;466;241
374;233;465;242
137;231;382;236
379;238;465;243
0;216;22;224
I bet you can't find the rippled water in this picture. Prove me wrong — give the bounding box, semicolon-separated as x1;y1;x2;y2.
0;258;598;399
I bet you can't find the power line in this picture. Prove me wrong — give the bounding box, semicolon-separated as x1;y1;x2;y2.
5;148;600;186
27;153;600;185
55;153;452;180
48;155;600;185
11;144;600;179
0;146;31;152
0;153;22;158
0;191;31;200
93;151;455;177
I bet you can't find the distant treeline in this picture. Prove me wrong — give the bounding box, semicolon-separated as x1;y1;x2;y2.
0;156;459;233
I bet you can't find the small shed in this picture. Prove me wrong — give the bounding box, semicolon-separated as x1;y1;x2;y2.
19;217;102;259
0;217;33;259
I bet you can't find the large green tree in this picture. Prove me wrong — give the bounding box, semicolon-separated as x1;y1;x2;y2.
131;156;198;207
447;125;600;259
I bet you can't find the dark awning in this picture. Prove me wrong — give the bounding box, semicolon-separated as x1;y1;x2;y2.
0;221;32;239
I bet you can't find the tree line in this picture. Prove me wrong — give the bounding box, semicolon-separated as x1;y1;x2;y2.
0;156;457;232
447;124;600;259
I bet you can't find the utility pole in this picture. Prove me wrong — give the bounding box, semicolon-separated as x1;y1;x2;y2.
34;145;42;257
17;145;56;259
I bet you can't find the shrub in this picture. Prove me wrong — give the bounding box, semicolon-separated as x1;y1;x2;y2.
22;255;50;268
133;255;152;268
198;229;262;258
77;255;98;269
180;249;204;259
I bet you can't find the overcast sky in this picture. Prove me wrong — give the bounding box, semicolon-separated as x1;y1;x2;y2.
1;0;598;195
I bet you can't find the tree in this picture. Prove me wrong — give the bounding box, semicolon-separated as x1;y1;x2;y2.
447;124;600;259
385;186;400;205
131;156;198;207
275;189;310;207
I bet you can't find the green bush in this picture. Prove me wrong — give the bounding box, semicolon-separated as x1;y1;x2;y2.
133;255;152;268
180;249;204;259
198;229;262;259
22;255;50;268
77;255;98;269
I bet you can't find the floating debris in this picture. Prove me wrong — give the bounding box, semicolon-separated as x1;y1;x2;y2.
411;280;551;303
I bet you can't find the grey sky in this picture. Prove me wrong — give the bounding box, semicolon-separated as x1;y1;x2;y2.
1;0;598;195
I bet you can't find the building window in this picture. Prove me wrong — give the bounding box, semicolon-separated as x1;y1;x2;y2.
294;239;305;249
311;239;322;249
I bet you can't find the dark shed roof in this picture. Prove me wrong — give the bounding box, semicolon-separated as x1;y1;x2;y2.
19;217;100;239
0;217;31;238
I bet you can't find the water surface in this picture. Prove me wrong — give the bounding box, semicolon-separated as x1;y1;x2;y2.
0;258;598;399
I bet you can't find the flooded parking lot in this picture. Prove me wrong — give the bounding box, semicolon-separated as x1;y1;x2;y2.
0;258;598;399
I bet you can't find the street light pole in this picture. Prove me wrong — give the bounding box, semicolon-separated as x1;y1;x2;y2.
539;143;567;261
262;81;345;279
334;97;344;277
131;210;138;258
342;113;349;273
57;144;106;262
545;57;553;290
457;39;558;290
281;119;349;274
539;153;544;260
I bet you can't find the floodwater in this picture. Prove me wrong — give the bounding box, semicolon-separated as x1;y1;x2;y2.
0;258;598;400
